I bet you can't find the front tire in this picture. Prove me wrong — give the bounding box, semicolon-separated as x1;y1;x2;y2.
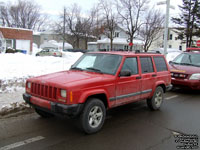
80;98;106;134
147;86;164;110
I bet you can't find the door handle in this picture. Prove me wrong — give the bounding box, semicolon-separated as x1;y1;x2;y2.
136;76;141;79
152;74;157;77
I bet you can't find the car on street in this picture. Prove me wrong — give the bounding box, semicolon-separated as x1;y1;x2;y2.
36;48;62;57
169;48;200;90
23;51;171;134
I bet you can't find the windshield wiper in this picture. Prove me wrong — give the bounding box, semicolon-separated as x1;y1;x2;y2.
179;63;193;66
170;61;180;65
70;67;83;71
86;67;102;73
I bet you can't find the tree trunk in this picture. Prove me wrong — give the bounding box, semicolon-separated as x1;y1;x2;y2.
129;36;133;51
110;34;113;51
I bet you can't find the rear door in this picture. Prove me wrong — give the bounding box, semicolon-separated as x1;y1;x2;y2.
115;57;141;106
139;56;156;99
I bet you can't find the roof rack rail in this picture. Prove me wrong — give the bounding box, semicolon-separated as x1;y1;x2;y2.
135;50;161;54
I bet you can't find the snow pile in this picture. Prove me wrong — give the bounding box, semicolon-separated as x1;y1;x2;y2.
0;52;82;115
0;52;82;82
0;101;30;116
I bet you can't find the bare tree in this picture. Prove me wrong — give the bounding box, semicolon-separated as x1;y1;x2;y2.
81;8;98;49
116;0;148;50
54;3;97;49
90;5;104;39
140;9;165;52
54;4;81;48
0;0;46;30
98;0;118;51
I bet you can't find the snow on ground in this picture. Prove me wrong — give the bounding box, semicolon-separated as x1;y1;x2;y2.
0;52;82;114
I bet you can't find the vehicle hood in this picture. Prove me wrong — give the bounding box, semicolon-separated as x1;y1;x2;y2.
29;70;114;88
169;64;200;74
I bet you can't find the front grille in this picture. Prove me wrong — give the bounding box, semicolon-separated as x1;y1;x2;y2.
171;73;188;79
31;83;58;100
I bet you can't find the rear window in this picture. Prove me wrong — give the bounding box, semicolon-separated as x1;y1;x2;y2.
154;56;168;72
140;57;154;73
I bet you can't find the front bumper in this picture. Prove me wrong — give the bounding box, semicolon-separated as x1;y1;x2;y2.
23;93;83;117
171;78;200;90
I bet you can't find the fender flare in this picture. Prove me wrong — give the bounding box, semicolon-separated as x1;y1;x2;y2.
78;89;110;107
151;81;166;96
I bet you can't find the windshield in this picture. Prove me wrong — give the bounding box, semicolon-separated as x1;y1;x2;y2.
172;53;200;67
71;53;122;75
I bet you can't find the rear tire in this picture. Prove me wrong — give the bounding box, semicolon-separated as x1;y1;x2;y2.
80;98;106;134
35;108;54;118
147;86;164;110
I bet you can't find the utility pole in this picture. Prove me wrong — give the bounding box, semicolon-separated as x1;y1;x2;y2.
163;0;170;57
63;7;66;51
157;0;174;56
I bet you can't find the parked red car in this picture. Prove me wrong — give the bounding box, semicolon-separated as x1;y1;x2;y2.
169;48;200;90
23;51;171;134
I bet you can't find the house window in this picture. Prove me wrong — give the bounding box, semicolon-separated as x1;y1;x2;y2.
115;32;119;37
124;45;129;50
169;45;172;48
169;34;173;40
179;45;182;50
6;39;13;48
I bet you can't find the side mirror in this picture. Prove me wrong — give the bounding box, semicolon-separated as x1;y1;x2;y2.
119;70;131;77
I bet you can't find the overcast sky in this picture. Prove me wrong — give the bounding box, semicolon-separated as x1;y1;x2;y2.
3;0;183;15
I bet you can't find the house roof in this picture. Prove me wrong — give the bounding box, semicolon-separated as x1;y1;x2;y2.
92;38;144;45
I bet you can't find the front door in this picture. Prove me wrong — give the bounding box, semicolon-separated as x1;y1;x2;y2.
115;57;141;106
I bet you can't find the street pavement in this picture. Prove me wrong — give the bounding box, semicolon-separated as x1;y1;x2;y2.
0;89;199;150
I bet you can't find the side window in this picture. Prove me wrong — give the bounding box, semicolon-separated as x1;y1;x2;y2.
154;56;168;72
140;57;154;73
121;57;138;75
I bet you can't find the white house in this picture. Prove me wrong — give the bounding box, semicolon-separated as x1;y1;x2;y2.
88;26;144;51
149;28;200;51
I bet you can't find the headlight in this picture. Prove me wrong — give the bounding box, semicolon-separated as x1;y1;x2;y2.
61;90;67;98
27;82;31;89
189;73;200;80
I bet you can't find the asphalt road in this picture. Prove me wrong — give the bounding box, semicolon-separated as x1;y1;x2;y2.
0;89;200;150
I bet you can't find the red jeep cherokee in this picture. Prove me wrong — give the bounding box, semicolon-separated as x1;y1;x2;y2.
23;52;171;134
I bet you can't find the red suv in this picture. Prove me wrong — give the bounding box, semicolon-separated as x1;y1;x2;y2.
23;52;171;134
169;48;200;90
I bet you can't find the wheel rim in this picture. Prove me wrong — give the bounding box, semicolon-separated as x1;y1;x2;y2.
88;106;103;128
154;91;163;108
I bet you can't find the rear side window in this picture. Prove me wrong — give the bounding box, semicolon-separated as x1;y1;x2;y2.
153;56;168;72
140;57;154;73
121;57;138;75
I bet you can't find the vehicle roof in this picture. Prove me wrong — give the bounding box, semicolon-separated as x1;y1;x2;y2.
88;51;164;56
